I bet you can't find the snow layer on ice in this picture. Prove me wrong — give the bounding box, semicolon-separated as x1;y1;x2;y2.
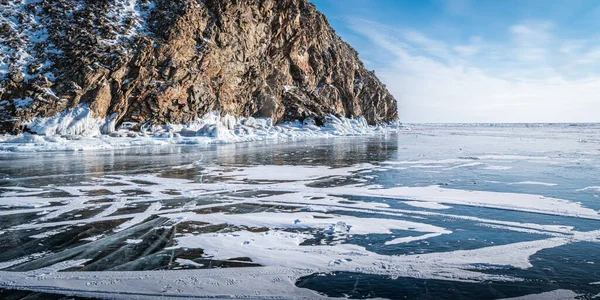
207;164;373;181
511;181;558;186
1;163;599;298
403;201;452;210
321;184;599;219
499;289;580;300
167;211;451;236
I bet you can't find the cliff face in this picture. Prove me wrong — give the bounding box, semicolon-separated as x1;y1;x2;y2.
0;0;398;134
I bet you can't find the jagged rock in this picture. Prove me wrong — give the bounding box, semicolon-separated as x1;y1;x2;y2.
9;70;24;83
0;0;398;134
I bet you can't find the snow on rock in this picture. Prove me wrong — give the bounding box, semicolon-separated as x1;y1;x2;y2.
0;0;54;81
0;108;400;151
25;105;104;137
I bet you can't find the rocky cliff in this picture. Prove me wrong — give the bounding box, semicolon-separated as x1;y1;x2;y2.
0;0;398;134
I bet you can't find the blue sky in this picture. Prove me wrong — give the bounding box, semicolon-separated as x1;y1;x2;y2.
311;0;600;123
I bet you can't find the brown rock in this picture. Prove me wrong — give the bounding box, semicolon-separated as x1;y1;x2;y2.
0;0;398;134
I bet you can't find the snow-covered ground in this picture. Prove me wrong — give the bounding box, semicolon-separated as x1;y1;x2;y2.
1;124;600;299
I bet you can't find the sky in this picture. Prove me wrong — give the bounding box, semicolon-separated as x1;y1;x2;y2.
310;0;600;123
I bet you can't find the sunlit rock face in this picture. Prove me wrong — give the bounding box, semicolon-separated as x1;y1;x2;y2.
0;0;398;134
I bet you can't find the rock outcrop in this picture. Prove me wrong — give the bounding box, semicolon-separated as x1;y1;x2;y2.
0;0;398;134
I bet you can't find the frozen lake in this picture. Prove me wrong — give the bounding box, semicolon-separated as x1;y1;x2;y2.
1;124;599;299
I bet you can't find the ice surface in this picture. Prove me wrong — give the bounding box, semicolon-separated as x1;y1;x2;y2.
485;165;514;170
206;164;373;181
1;125;600;299
0;267;324;299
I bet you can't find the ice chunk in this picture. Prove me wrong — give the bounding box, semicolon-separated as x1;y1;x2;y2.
333;221;349;233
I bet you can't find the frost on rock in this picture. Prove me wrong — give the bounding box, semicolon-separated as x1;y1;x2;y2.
25;105;104;137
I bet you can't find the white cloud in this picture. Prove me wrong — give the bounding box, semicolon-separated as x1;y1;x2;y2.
510;22;553;63
345;19;600;123
454;45;479;56
439;0;471;16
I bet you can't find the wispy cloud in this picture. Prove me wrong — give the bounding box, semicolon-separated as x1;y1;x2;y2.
510;21;553;63
343;17;600;122
438;0;471;16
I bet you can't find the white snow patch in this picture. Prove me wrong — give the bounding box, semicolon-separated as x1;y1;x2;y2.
510;181;558;187
0;267;324;299
404;201;452;210
125;239;143;244
322;184;599;219
175;258;204;268
25;105;104;137
499;289;580;300
384;232;445;245
209;164;372;181
166;211;450;237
